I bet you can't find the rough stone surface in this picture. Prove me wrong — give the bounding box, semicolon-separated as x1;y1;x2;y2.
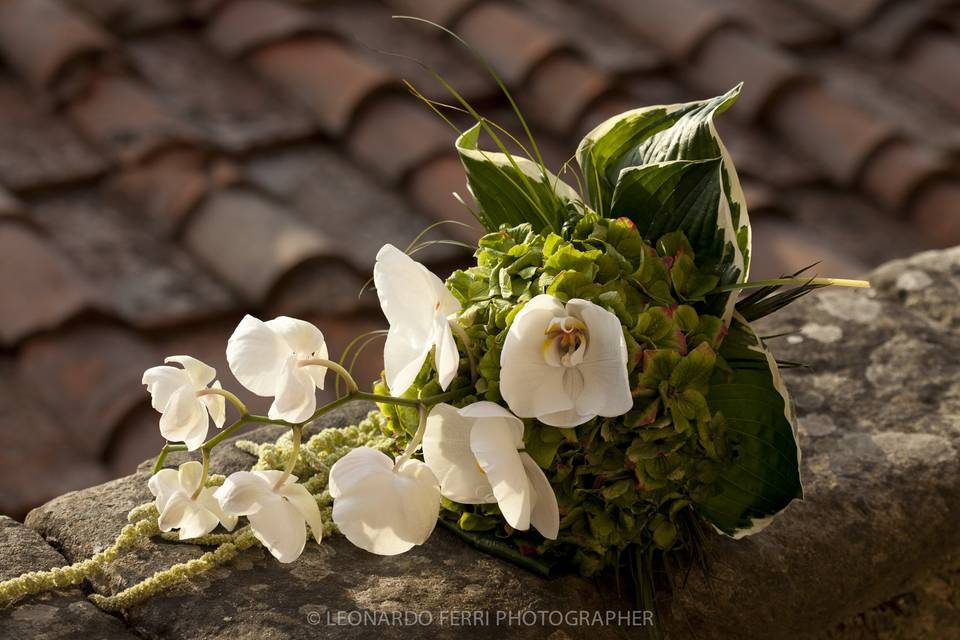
0;517;137;639
7;248;960;639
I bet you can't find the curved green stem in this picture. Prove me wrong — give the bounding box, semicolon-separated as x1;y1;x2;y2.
297;358;358;394
395;404;428;469
274;426;302;490
195;387;248;415
152;387;471;473
191;449;210;501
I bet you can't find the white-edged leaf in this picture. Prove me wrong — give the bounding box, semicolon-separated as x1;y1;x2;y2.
457;122;583;234
695;313;802;538
576;85;751;325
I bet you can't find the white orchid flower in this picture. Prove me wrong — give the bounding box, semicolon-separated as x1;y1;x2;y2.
148;461;237;540
226;315;329;423
422;402;559;539
374;244;462;396
499;294;632;428
143;356;226;450
213;470;323;563
329;447;441;556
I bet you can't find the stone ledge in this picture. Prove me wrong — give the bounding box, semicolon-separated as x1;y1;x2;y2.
8;247;960;639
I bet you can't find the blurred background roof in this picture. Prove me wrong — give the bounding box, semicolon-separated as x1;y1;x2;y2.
1;0;959;518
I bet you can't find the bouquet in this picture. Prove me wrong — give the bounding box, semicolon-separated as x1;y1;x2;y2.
0;83;867;620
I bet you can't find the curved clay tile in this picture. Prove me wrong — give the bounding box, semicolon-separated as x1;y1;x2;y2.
588;0;734;61
860;140;949;211
66;74;202;164
687;28;810;122
406;154;481;241
901;32;960;116
347;93;453;184
183;187;334;302
455;2;570;85
0;0;111;91
250;37;393;136
767;83;897;186
0;221;100;346
386;0;481;28
205;0;327;58
795;0;892;29
908;179;960;248
16;321;158;459
522;53;614;136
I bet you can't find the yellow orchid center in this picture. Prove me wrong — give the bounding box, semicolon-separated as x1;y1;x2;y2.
543;317;588;367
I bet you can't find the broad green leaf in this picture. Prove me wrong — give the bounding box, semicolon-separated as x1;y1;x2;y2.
695;313;802;538
576;85;751;324
457;122;584;233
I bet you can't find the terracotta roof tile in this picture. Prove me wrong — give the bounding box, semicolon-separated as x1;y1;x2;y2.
0;76;107;190
205;0;324;58
0;186;23;217
0;221;99;346
0;0;112;94
16;322;158;459
901;32;960;115
787;187;927;265
522;54;614;135
183;186;334;302
859;140;949;210
851;1;937;57
347;94;452;184
250;37;393;136
589;0;733;61
709;0;836;48
517;0;664;75
739;178;783;217
385;0;480;28
105;404;167;476
406;154;482;243
749;217;868;280
909;179;960;247
313;1;495;104
796;0;892;29
67;74;201;163
106;149;217;235
267;260;373;319
247;146;458;270
714;119;821;187
28;191;236;329
767;83;897;185
456;2;569;85
0;360;110;518
687;28;808;121
128;31;316;152
67;0;185;35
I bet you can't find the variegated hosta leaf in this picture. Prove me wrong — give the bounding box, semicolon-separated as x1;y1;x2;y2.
457;122;584;234
696;313;802;538
576;85;751;324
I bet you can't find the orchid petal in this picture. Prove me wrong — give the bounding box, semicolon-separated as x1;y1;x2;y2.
330;447;441;555
200;380;226;429
197;487;238;531
278;482;324;543
156;492;191;533
176;500;221;540
164;355;216;388
433;314;459;391
520;452;559;539
147;468;181;511
159;386;208;450
470;417;531;531
328;447;392;499
247;498;307;563
226;315;288;396
500;296;573;420
265;316;329;389
214;471;274;516
268;356;317;423
382;327;432;397
422;404;494;504
142;365;191;413
177;460;205;496
572;300;632;419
